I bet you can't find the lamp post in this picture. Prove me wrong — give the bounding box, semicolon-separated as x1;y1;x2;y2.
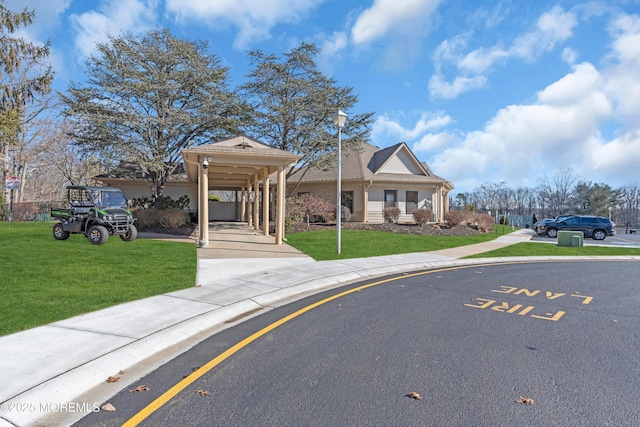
332;110;347;254
608;206;612;220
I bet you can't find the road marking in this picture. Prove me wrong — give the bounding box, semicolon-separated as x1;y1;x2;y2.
123;264;484;426
122;260;583;425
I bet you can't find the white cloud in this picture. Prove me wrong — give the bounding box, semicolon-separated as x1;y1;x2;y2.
165;0;325;49
511;6;577;62
431;59;617;192
561;47;578;64
603;14;640;127
70;0;157;58
316;31;348;73
413;132;455;151
349;0;441;69
428;74;487;99
372;111;452;143
429;5;578;100
351;0;441;45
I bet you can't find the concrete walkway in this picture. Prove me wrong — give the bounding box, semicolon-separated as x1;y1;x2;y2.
0;226;633;427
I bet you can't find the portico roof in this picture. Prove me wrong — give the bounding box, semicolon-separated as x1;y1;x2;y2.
182;136;301;189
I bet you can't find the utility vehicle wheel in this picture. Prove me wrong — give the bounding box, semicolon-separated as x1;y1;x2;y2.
546;228;558;238
592;229;607;240
88;225;109;245
52;223;70;240
120;224;137;242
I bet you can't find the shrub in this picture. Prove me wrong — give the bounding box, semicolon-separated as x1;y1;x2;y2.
476;213;494;232
412;208;432;226
499;215;509;225
286;193;335;224
157;208;188;228
208;194;222;202
462;208;477;224
133;208;187;229
443;210;464;227
383;207;401;223
131;194;190;210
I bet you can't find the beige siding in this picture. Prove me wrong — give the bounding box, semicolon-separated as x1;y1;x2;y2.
378;150;423;175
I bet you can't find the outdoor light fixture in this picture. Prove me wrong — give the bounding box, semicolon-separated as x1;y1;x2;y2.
332;110;347;254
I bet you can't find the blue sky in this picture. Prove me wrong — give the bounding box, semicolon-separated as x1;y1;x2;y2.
11;0;640;194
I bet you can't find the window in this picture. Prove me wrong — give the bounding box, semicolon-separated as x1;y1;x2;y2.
341;191;354;214
406;191;418;213
384;190;397;208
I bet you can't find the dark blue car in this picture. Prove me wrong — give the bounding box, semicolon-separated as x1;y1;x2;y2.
537;215;616;240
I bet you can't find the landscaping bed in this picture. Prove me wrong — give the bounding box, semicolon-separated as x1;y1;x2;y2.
289;221;486;237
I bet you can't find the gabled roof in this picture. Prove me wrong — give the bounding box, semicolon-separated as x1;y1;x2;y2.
289;142;453;188
181;135;301;188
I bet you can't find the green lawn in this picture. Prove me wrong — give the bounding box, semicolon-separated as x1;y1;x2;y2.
285;225;513;261
465;241;640;258
3;222;638;336
0;222;196;336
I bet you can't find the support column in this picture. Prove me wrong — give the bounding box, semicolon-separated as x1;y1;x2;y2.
444;190;450;214
437;187;444;222
253;173;259;231
246;179;253;227
198;159;209;247
263;167;270;236
240;186;246;222
275;166;285;245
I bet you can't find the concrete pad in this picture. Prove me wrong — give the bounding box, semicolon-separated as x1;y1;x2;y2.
52;295;220;338
0;326;133;402
1;299;265;427
196;257;315;284
169;280;281;306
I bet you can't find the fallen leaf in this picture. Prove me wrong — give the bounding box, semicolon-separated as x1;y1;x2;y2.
106;376;119;383
517;396;534;405
196;389;210;396
129;385;150;393
101;403;116;412
407;392;422;400
118;370;126;375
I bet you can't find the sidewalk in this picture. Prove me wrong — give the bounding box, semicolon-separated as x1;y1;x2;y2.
0;228;609;426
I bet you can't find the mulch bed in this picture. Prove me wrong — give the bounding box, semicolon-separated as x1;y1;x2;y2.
139;221;489;237
289;221;486;237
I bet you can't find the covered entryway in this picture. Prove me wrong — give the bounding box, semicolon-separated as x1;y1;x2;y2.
182;136;301;247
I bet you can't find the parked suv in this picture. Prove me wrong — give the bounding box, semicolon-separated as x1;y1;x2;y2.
537;215;615;240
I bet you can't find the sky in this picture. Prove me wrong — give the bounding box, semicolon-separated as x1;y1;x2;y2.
9;0;640;195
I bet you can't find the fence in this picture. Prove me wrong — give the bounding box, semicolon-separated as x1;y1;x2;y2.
0;201;62;222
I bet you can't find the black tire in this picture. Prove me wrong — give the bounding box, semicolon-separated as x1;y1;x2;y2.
593;229;607;240
120;224;137;242
52;223;70;240
88;225;109;245
546;228;558;238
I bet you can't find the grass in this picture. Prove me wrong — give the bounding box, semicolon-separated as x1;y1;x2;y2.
285;224;514;261
0;221;196;336
465;241;640;258
3;221;638;336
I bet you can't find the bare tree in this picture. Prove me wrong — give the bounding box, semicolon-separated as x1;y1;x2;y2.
618;185;640;232
537;168;579;217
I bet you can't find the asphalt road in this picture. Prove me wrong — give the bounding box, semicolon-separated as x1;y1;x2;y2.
76;261;640;427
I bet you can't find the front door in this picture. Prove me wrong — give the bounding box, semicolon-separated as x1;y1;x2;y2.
406;191;418;213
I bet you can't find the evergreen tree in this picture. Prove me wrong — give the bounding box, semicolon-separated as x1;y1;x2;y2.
62;29;243;205
240;42;374;190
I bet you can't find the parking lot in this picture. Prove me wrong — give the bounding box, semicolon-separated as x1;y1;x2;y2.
529;231;640;247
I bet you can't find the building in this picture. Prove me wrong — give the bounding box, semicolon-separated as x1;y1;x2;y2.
96;136;453;244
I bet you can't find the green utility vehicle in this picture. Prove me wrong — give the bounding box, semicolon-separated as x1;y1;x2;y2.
51;185;137;245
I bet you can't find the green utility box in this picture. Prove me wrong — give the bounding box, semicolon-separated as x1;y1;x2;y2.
557;230;584;247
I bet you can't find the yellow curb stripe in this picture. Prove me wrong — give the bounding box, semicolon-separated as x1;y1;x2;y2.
123;263;511;426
